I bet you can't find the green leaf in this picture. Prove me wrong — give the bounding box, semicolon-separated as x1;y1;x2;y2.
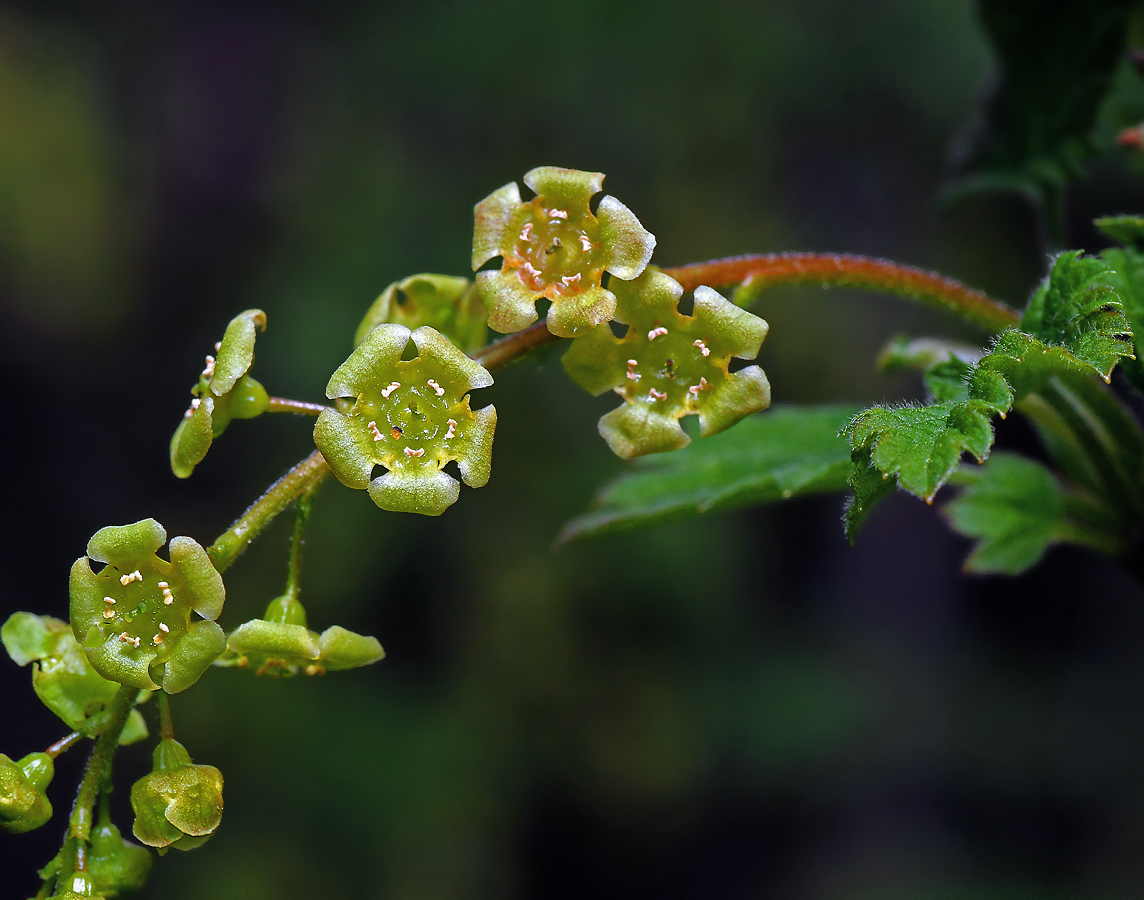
944;452;1120;574
844;447;897;543
560;405;858;543
1095;214;1144;249
1098;243;1144;391
944;0;1136;210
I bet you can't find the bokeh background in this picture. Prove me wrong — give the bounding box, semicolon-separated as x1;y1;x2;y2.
4;1;1144;897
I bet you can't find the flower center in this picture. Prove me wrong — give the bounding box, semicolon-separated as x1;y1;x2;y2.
513;204;599;292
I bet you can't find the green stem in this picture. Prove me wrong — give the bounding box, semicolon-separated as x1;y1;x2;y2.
471;320;558;370
661;252;1020;333
68;684;135;850
284;486;316;601
208;450;331;573
157;691;174;741
46;731;83;759
267;397;330;416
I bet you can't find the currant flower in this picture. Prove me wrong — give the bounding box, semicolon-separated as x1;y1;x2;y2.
313;324;497;516
217;594;384;677
472;166;656;337
2;613;148;742
0;751;53;833
130;738;223;852
562;270;771;459
354;273;487;353
88;821;152;897
69;519;226;693
52;869;104;900
170;308;270;479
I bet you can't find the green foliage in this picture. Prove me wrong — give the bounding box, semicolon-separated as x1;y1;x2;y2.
1097;219;1144;391
562;270;770;459
314;324;497;515
0;752;53;834
130;739;223;853
472;166;655;337
944;452;1121;574
355;273;487;353
69;519;226;693
945;0;1137;212
88;822;152;898
170;309;271;479
561;405;857;542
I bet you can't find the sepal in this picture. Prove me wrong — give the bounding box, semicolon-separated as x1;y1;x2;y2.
130;739;223;852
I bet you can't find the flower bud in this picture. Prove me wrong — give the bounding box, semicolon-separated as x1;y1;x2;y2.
130;739;223;852
54;869;104;899
355;273;487;353
0;752;53;833
89;821;152;896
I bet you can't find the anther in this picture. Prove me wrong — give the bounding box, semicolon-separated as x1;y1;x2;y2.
103;609;116;619
391;426;403;439
190;398;201;410
688;384;701;398
214;341;222;351
202;355;216;377
120;570;143;586
404;447;425;458
522;262;541;278
104;596;116;604
648;389;668;401
153;633;164;645
427;379;445;397
580;235;593;251
367;420;384;442
380;382;401;399
445;419;457;440
159;622;170;633
548;208;568;219
694;339;710;357
520;223;533;241
561;273;582;287
648;327;669;341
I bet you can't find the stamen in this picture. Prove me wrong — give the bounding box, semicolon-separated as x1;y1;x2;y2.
214;341;222;351
120;570;143;586
153;633;164;645
445;419;457;440
380;382;401;399
688;384;701;398
561;273;582;287
159;623;170;633
190;398;201;410
367;420;384;442
104;596;116;604
648;389;668;401
548;208;568;219
579;235;593;252
648;327;669;341
202;355;216;377
522;262;542;278
404;447;425;458
103;609;116;619
693;339;710;357
427;379;445;397
520;222;533;241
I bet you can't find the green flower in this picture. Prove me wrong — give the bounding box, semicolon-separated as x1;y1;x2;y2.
130;738;223;852
472;166;656;337
217;594;384;677
170;309;270;478
89;822;152;897
314;324;497;516
562;270;771;459
354;273;487;353
0;751;53;833
53;870;105;899
2;613;148;742
69;519;226;693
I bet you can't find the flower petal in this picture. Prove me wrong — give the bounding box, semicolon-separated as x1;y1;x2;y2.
85;634;160;692
368;469;460;516
313;409;376;490
227;620;320;660
691;286;769;360
68;558;105;643
169;398;214;479
455;404;496;488
317;625;385;670
560;322;626;396
169;537;225;620
211;309;266;395
2;612;57;667
163;765;223;836
87;519;167;566
476;269;540;334
598;195;656;281
472;181;522;269
325;323;411;399
161;620;226;694
598;403;690;460
697;366;771;437
611;270;682;326
547;285;617;338
523;166;604;211
411;326;494;393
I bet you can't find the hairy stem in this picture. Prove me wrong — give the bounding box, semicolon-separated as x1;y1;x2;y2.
208;450;331;573
284;487;316;601
46;732;83;759
661;253;1020;333
267;397;331;416
68;684;135;850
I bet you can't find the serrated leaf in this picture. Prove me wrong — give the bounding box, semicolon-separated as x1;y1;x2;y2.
843;447;897;543
560;406;857;543
1098;243;1144;391
944;452;1120;574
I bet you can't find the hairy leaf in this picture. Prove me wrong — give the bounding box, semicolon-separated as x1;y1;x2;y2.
1098;241;1144;392
560;405;858;543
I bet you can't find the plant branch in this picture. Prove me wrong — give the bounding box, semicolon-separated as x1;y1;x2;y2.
268;397;331;416
471;321;559;370
68;684;135;850
46;732;83;759
661;253;1020;333
208;450;330;573
284;485;316;601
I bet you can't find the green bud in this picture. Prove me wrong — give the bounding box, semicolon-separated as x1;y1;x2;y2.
89;821;152;897
472;166;656;337
0;752;53;833
130;739;223;852
218;596;384;677
69;519;226;693
314;324;497;516
170;309;270;478
53;870;104;899
355;274;487;353
562;270;771;459
2;613;148;744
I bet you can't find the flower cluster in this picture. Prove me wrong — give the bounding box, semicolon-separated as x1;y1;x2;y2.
562;270;771;458
170;308;270;478
314;324;497;516
472;166;656;337
69;519;226;693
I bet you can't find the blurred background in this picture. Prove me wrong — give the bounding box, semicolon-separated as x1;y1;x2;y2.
3;1;1144;897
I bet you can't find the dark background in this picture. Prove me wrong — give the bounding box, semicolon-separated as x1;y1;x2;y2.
3;1;1144;897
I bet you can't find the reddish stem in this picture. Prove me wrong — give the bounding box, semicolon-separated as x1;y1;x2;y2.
661;252;1020;333
471;320;559;370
